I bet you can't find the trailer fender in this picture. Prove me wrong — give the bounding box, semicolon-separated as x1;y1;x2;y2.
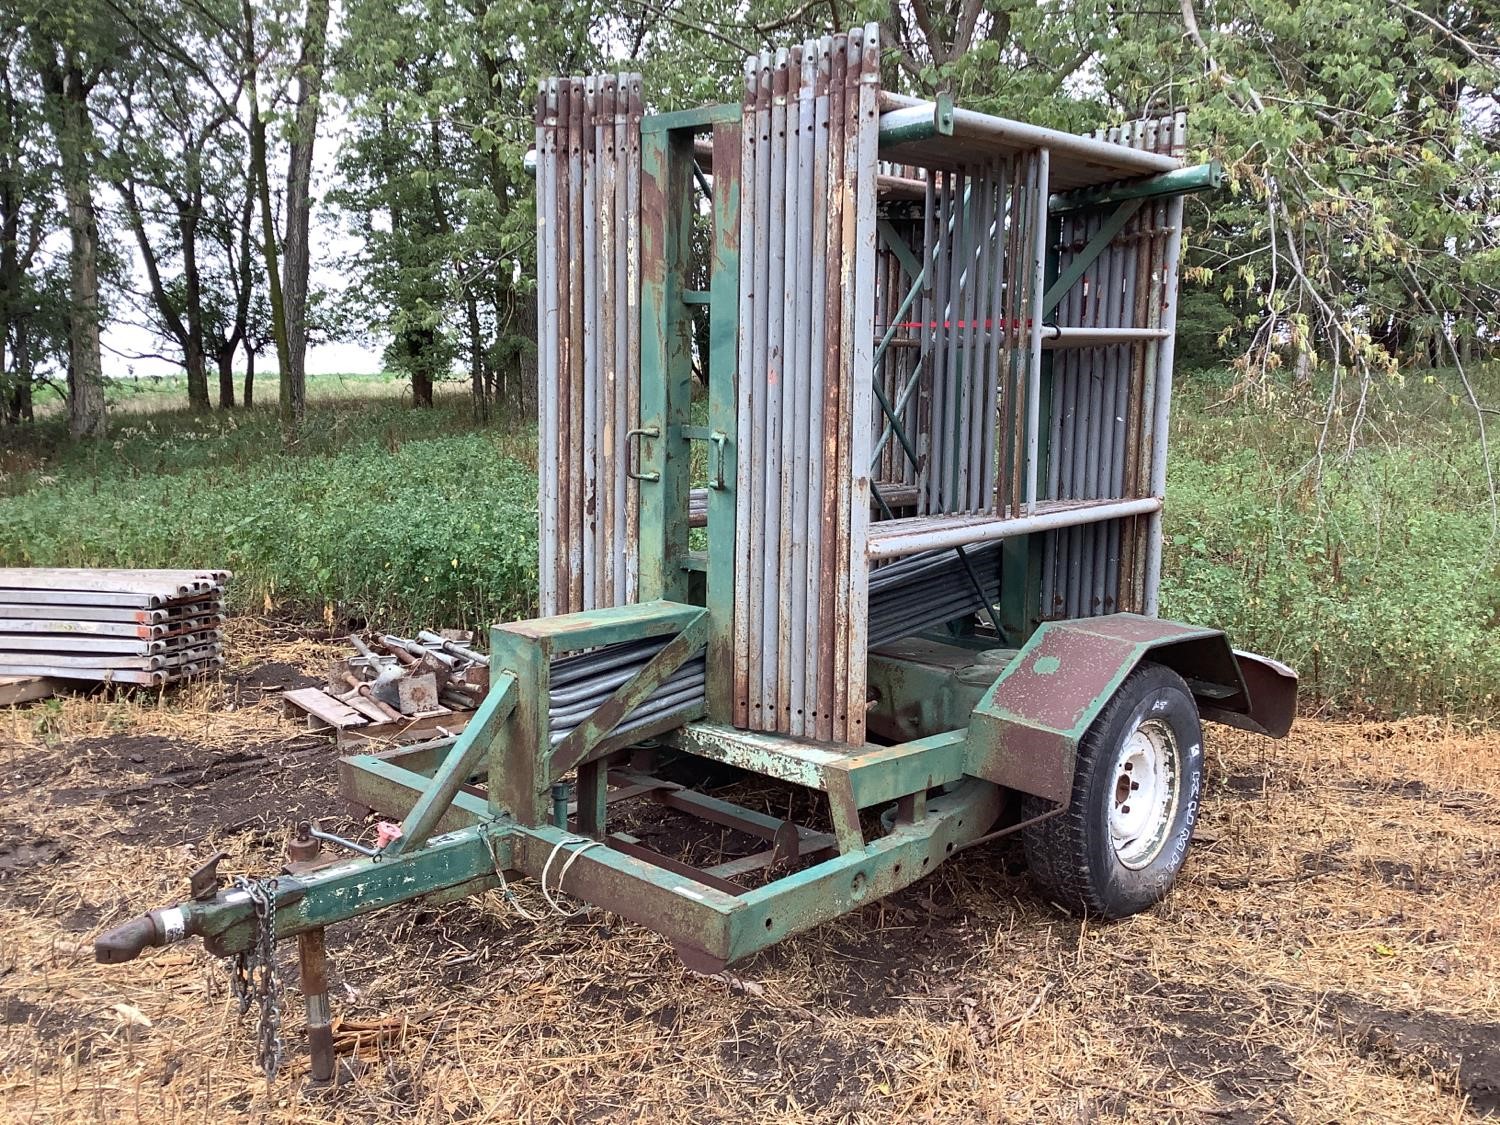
965;614;1295;804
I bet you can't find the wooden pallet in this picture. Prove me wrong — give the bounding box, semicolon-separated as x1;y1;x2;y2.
282;686;474;748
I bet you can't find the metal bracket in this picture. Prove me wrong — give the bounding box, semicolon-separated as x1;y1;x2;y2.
708;431;728;490
188;851;230;901
1049;160;1223;214
626;426;661;482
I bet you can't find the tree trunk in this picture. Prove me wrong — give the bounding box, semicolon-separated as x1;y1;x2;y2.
13;318;32;422
280;0;330;428
243;338;255;407
413;363;434;407
180;206;211;410
244;0;293;440
217;347;236;408
50;61;105;438
402;328;436;408
465;288;487;422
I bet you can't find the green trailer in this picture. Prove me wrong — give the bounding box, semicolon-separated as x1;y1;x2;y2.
95;25;1297;1084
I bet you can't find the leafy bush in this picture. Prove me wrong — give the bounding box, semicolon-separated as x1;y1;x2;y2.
1160;370;1500;717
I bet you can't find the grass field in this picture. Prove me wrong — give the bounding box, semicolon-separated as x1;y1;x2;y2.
1;379;541;630
1;372;1497;1120
0;620;1496;1122
1;366;1497;715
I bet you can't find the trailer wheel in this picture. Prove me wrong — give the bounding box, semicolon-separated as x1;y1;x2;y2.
1021;662;1203;918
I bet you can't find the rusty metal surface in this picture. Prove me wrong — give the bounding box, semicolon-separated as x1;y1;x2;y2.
535;53;1204;741
536;75;644;615
1204;649;1299;738
731;29;879;745
1041;113;1187;622
966;613;1256;802
297;928;335;1084
0;571;230;685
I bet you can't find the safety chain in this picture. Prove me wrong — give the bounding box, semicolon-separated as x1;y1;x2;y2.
228;875;284;1081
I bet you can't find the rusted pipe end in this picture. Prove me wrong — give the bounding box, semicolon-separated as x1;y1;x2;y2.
299;928;335;1085
95;915;159;964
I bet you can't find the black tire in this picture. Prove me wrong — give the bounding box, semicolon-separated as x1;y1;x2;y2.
1021;662;1204;918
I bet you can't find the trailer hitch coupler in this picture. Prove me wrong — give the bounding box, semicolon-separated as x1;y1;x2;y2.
95;906;191;964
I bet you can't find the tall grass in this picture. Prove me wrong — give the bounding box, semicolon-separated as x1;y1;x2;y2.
1;386;539;630
2;368;1496;716
1161;366;1500;718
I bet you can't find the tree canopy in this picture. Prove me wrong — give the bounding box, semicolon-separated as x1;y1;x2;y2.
1;0;1495;438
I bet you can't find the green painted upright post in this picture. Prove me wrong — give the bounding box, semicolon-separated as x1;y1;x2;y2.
706;118;742;721
487;628;548;825
638;123;696;604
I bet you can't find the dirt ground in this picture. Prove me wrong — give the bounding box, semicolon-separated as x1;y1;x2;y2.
1;619;1497;1123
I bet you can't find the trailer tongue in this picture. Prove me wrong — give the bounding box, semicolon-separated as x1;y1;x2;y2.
96;25;1295;1084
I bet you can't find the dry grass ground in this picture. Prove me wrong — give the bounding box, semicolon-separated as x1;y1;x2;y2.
1;619;1497;1123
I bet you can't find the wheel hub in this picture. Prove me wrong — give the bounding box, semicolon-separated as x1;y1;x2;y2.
1108;717;1180;869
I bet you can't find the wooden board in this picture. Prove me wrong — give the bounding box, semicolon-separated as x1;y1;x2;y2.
282;687;366;730
337;710;475;750
0;675;61;706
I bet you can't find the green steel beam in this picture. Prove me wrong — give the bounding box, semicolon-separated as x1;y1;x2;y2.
1049;160;1222;214
872;264;926;372
877;218;924;283
387;672;517;855
548;609;708;777
872;371;921;471
642;103;741;133
105;731;1004;972
275;828;505;940
724;779;1000;963
343;753;491;828
823;729;968;811
638;127;695;602
488;625;547;823
664;722;845;789
102;823;509;961
498;600;703;651
876;92;955;147
487;600;704;823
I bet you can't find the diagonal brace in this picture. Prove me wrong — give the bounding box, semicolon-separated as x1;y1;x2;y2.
1041;196;1144;319
877;218;924;283
550;610;708;777
387;671;518;856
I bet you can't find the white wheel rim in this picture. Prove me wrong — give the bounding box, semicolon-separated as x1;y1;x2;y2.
1108;716;1180;869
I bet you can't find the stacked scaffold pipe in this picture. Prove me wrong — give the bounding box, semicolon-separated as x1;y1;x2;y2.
0;568;230;686
547;639;706;747
866;542;1003;649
